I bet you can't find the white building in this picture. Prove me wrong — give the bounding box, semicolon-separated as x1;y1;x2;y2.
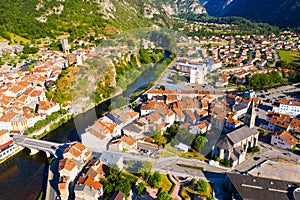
38;101;60;116
58;158;78;181
271;131;298;150
211;126;259;166
174;142;190;153
0;131;15;159
190;67;205;84
279;99;300;116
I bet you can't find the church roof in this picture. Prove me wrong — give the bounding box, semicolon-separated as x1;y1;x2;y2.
227;126;259;144
216;137;233;150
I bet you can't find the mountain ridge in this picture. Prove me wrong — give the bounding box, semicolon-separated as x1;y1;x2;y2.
200;0;300;28
0;0;206;41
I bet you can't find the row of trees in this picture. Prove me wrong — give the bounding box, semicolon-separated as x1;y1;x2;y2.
24;109;68;135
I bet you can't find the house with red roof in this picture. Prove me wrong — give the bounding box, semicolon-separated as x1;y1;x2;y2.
38;101;60;116
271;131;298;150
0;131;15;159
58;158;78;181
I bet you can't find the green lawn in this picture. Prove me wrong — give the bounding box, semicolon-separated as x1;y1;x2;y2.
158;150;175;158
179;179;213;200
166;145;183;156
181;151;207;161
277;50;300;64
159;174;173;193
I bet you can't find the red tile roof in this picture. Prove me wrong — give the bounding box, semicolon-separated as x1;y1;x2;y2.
0;140;13;150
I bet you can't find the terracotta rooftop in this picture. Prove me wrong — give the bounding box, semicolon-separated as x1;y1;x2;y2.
58;158;77;172
278;131;298;145
0;131;8;137
73;142;86;151
269;115;292;129
280;99;300;106
121;135;136;146
64;146;81;158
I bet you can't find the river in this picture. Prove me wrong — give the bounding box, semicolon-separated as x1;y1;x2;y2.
0;53;169;200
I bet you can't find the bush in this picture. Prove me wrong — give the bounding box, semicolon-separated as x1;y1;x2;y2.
137;182;146;195
258;129;265;136
223;159;231;167
157;191;172;200
248;146;260;153
148;172;162;188
196;179;208;193
214;156;221;162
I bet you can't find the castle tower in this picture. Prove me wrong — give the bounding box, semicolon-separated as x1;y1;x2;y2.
61;38;71;54
245;100;256;128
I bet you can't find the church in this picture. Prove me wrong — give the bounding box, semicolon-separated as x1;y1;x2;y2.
211;100;259;166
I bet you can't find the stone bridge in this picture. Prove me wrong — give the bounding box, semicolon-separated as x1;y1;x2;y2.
12;135;72;158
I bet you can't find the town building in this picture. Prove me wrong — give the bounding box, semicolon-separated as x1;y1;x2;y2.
270;131;298;150
174;142;190;153
226;173;300;200
110;191;125;200
279;99;300;116
0;131;15;159
99;152;124;170
211;126;259;166
61;38;71;54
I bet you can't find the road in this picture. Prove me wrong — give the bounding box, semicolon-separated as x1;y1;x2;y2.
232;141;300;172
118;150;229;179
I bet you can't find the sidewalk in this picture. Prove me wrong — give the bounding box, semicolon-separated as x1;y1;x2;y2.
169;174;182;200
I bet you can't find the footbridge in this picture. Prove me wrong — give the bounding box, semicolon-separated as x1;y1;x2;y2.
12;135;71;158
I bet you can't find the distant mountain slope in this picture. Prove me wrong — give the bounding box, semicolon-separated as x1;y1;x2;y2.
200;0;300;27
0;0;206;41
154;0;206;16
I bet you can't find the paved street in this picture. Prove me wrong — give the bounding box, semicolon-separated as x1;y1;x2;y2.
232;141;300;172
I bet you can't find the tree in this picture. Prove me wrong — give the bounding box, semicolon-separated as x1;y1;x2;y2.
148;172;162;188
248;146;260;153
192;135;208;152
196;179;208;193
138;161;154;177
156;191;172;200
136;182;146;195
275;60;287;68
115;179;132;196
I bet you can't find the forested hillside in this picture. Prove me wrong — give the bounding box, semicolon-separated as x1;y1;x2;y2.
0;0;207;42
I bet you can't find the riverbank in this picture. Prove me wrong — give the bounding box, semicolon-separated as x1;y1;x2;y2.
0;114;73;165
0;146;24;165
0;53;176;166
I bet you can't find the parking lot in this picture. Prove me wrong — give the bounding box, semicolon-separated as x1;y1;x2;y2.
256;83;300;104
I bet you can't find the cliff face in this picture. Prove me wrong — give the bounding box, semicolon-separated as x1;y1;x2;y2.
155;0;207;16
201;0;300;27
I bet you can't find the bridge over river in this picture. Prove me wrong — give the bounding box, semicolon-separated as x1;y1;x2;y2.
12;135;72;158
